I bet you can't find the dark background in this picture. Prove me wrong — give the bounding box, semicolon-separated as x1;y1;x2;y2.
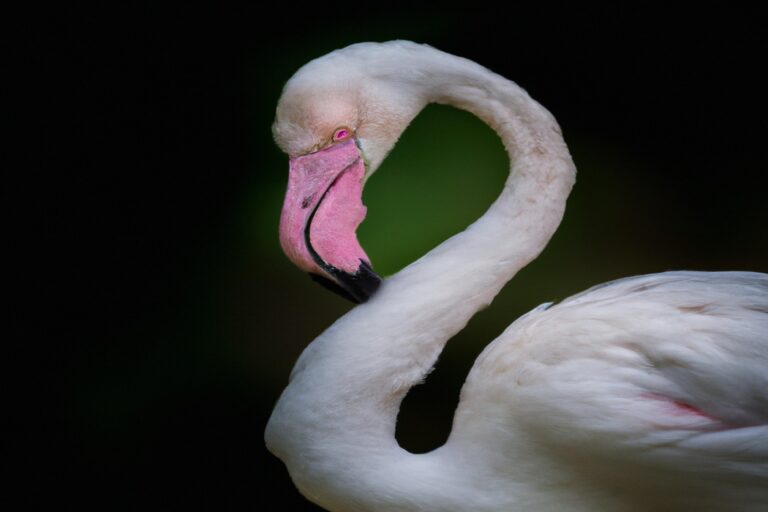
23;5;767;510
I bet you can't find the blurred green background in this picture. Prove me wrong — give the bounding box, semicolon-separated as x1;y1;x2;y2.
36;5;767;510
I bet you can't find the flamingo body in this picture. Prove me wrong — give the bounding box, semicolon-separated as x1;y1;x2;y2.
265;41;768;511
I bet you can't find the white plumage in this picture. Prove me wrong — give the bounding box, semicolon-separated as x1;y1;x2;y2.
265;41;768;511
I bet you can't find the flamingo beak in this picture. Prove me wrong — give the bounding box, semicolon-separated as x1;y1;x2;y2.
279;139;381;303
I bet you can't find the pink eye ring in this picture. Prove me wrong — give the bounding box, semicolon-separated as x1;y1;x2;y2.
333;127;352;142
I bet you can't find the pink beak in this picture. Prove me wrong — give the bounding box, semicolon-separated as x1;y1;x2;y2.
279;139;381;303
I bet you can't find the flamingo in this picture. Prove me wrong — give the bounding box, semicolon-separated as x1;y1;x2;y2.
265;41;768;511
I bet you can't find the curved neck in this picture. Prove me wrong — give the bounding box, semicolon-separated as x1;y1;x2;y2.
266;50;576;511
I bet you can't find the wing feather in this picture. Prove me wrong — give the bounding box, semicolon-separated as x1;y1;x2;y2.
459;271;768;479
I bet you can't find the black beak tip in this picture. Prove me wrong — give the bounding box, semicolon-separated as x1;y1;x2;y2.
308;260;382;304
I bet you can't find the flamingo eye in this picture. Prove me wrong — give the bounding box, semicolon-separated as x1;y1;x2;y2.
332;127;352;142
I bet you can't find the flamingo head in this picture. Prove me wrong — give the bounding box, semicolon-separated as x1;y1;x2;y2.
273;43;426;302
